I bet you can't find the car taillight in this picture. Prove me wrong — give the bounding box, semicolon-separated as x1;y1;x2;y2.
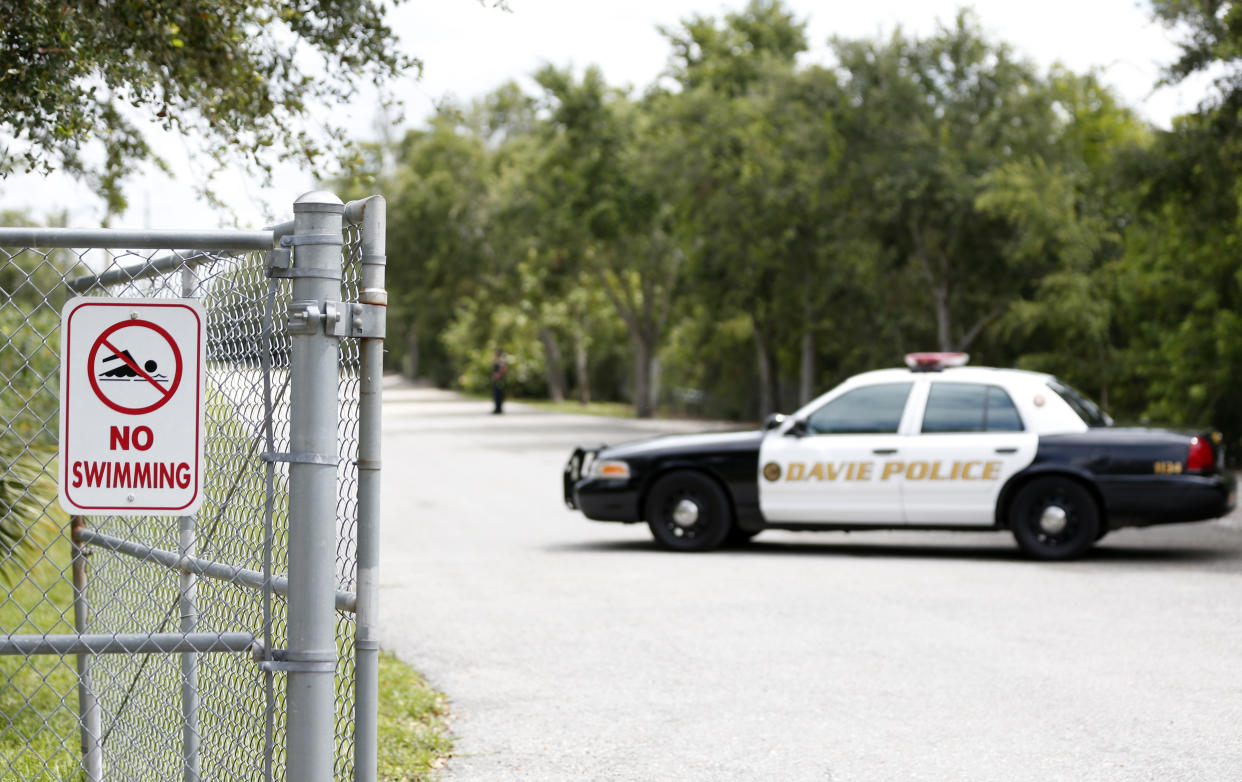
1187;436;1215;472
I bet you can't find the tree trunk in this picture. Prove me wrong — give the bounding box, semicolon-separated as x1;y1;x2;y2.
538;327;567;403
799;288;815;405
933;283;953;351
799;326;815;406
574;329;590;406
634;339;654;418
754;320;774;419
405;323;419;380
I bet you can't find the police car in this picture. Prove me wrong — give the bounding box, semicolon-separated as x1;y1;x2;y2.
563;353;1237;560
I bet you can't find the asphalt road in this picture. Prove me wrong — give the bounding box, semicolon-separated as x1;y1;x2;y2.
378;380;1242;782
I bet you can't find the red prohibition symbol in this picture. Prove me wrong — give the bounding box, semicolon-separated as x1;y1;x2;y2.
86;319;184;415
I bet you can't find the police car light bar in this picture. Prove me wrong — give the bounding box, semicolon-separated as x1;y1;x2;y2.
904;352;970;372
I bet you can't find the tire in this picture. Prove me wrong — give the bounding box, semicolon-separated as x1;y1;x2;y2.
726;527;760;546
645;471;733;552
1009;477;1100;561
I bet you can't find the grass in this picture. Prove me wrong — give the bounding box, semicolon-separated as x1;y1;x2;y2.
377;651;453;781
0;531;82;781
516;397;637;418
0;537;453;781
465;391;719;421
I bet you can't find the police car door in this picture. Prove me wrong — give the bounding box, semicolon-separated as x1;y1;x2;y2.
758;382;915;523
900;381;1038;525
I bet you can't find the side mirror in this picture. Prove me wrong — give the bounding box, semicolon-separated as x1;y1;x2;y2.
762;413;786;431
786;419;808;437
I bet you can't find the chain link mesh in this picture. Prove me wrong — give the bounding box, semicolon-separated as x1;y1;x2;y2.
0;224;364;781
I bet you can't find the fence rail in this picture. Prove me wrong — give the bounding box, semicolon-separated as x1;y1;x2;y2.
0;191;385;781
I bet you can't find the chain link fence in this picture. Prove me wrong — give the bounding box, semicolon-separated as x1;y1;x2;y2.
0;192;386;781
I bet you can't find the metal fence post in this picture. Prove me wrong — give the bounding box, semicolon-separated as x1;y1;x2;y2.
347;195;387;782
285;191;345;782
179;266;202;782
70;516;103;782
179;516;201;782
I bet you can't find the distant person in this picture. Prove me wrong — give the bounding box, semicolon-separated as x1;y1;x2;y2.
491;348;508;414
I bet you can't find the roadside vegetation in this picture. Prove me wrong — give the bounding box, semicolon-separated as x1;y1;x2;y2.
378;652;453;781
0;550;453;779
0;539;79;780
339;0;1242;460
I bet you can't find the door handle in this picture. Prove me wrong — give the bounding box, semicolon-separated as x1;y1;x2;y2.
872;448;898;455
995;447;1018;454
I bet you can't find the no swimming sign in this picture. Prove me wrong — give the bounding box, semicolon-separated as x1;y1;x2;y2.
59;297;205;515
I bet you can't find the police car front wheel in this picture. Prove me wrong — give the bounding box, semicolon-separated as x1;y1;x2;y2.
1009;477;1100;560
645;471;732;552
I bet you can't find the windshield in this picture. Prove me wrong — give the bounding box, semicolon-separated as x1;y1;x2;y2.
1048;380;1112;427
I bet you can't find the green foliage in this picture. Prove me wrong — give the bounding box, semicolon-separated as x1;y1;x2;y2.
358;0;1242;448
377;651;452;781
0;437;63;590
0;544;78;779
1152;0;1242;89
442;298;548;397
361;112;496;386
0;274;67;586
0;0;417;214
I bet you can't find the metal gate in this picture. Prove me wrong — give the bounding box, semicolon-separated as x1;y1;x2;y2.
0;191;386;781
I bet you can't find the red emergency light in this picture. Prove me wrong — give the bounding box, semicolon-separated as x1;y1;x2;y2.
904;352;970;372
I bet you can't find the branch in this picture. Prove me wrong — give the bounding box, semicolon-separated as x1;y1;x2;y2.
958;302;1007;351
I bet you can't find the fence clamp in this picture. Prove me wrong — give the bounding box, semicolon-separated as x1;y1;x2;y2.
252;643;337;674
266;242;342;281
265;247;292;277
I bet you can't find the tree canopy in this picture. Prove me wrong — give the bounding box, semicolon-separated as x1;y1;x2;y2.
0;0;416;214
345;1;1242;457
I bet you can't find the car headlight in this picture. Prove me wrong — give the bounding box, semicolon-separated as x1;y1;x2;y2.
590;459;631;479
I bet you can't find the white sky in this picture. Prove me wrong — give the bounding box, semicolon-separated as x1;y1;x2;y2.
0;0;1206;230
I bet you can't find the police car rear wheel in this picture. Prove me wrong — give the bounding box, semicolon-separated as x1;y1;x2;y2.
1009;477;1099;560
645;471;732;552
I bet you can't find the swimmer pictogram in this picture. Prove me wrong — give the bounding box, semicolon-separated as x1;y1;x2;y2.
99;349;166;381
86;319;183;415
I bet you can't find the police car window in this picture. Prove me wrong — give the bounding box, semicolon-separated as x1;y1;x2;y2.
1047;379;1111;427
922;383;1024;433
806;383;912;435
985;387;1024;431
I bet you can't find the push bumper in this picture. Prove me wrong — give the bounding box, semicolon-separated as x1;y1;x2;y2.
563;446;640;522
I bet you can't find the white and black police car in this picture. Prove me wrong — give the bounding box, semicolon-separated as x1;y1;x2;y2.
563;353;1236;559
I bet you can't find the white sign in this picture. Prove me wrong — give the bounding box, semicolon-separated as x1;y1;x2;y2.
59;297;205;515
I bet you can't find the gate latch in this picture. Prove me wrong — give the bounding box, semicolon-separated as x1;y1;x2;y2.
323;301;386;339
286;300;385;338
285;300;323;335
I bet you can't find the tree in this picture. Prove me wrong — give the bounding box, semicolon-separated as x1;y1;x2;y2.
0;0;416;215
1151;0;1242;93
1081;0;1242;446
833;12;1074;356
974;69;1148;406
531;65;682;418
661;1;801;417
380;113;495;385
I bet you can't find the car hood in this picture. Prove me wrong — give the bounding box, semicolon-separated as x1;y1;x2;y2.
599;429;764;460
